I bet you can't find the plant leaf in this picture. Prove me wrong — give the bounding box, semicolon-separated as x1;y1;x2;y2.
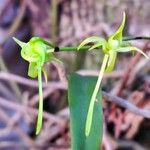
68;73;103;150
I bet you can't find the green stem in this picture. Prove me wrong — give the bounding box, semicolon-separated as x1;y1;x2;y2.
59;46;91;52
123;36;150;41
36;65;43;135
85;54;109;136
53;36;150;52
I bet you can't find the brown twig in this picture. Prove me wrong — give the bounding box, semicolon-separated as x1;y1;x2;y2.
0;97;64;124
77;70;123;79
102;91;150;119
1;72;150;119
0;1;27;101
0;72;67;89
111;42;150;96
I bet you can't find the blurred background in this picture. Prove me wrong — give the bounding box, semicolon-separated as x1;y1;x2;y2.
0;0;150;150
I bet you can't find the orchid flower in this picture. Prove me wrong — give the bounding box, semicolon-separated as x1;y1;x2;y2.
13;37;60;134
78;12;149;136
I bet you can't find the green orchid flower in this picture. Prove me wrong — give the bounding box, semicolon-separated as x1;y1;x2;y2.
13;37;60;134
78;12;149;136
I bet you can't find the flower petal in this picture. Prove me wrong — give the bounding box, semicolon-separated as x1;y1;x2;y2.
115;46;149;59
105;51;117;72
78;36;106;50
13;37;26;48
108;12;126;44
89;42;106;51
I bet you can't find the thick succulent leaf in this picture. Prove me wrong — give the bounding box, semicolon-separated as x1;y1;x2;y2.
28;62;38;78
109;12;126;44
105;51;117;72
78;36;106;50
115;46;149;59
68;73;103;150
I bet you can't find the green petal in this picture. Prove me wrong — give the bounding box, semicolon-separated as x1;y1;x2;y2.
85;54;109;136
28;62;38;78
115;46;149;59
30;37;55;48
13;37;26;48
109;12;126;44
105;51;117;72
89;42;106;51
45;53;62;63
21;48;40;62
42;66;48;83
78;36;106;50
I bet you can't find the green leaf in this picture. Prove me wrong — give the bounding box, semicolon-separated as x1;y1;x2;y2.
68;73;103;150
78;36;106;50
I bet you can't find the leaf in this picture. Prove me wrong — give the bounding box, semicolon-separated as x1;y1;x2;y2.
115;46;149;59
68;73;103;150
78;36;106;50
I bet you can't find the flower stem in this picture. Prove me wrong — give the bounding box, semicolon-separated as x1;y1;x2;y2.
54;36;150;52
123;36;150;41
85;54;109;136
